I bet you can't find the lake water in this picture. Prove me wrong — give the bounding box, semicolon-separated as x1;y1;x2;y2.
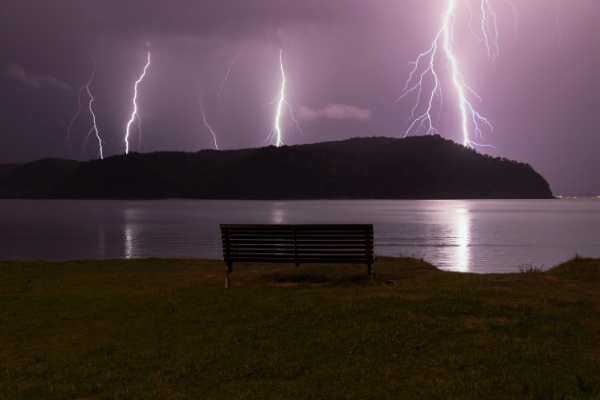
0;199;599;273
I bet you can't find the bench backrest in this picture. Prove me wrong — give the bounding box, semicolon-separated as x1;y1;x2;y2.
220;224;375;266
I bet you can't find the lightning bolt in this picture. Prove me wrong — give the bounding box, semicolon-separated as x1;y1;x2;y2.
66;87;85;147
125;52;150;154
194;76;219;150
67;55;104;159
266;49;303;147
480;0;501;64
217;50;242;106
398;0;500;148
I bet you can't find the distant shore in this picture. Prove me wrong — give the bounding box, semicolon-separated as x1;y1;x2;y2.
0;136;553;200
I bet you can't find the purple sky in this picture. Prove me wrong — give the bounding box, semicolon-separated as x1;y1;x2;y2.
1;0;599;195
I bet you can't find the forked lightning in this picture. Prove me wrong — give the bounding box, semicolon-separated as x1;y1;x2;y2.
194;77;220;150
266;49;302;147
67;55;104;159
398;0;511;147
125;52;151;154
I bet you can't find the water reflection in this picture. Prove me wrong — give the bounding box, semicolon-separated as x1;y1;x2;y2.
124;208;139;259
124;224;134;259
271;203;286;224
451;207;471;272
2;199;599;273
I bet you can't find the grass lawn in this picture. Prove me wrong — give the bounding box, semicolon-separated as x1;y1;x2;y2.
1;256;600;399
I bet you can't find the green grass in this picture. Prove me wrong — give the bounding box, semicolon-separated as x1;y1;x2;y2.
1;256;600;399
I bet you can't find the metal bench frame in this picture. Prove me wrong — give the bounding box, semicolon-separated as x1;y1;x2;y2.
220;224;376;288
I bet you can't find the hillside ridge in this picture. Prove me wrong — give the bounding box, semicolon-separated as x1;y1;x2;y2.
0;136;553;199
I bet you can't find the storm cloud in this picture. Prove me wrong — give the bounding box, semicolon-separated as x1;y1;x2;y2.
5;62;71;91
298;104;372;121
0;0;393;50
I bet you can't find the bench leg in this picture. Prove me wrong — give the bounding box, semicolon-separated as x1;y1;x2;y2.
225;264;233;289
368;265;374;283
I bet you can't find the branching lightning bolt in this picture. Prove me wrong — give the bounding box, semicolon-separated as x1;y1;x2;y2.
67;55;104;159
125;52;150;154
194;76;219;150
266;49;303;147
67;86;85;147
272;49;286;147
480;0;501;64
398;0;503;148
217;51;242;105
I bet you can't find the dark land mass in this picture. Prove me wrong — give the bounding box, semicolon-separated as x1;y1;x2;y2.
0;159;79;199
0;163;22;182
0;136;553;199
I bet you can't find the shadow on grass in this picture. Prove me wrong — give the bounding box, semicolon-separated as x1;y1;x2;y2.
226;256;441;288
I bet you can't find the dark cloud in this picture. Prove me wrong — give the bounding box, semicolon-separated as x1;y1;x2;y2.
90;0;337;39
1;0;385;51
298;104;372;121
5;62;71;90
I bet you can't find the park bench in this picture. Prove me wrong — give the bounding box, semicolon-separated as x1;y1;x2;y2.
220;224;376;288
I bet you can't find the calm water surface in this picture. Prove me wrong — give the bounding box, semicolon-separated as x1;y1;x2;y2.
1;199;599;273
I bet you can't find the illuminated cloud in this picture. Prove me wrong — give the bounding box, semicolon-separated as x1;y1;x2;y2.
298;103;372;122
5;62;71;90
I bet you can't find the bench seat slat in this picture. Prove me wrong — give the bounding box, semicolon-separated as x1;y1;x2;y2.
228;246;371;251
299;250;372;255
228;240;372;245
293;235;372;240
223;250;374;257
229;242;365;249
222;232;373;240
296;228;372;231
295;240;373;245
226;228;367;231
225;250;370;256
227;244;295;250
229;256;373;261
227;239;371;245
228;238;295;243
227;247;369;252
224;235;294;240
232;254;374;260
225;249;296;255
222;224;372;229
296;232;369;236
295;233;372;237
226;231;294;235
230;258;372;264
298;254;374;258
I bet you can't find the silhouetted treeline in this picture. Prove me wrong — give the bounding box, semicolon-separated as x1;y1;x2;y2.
0;159;79;199
0;136;553;199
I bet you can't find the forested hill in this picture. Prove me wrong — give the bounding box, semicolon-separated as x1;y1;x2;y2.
0;136;553;199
